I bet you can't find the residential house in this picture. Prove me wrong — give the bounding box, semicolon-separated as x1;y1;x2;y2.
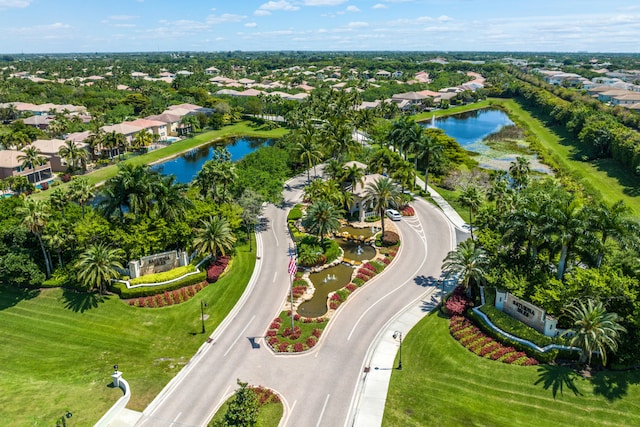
342;161;386;222
0;149;53;184
205;66;220;75
146;113;182;135
375;70;391;79
31;138;89;172
126;118;168;141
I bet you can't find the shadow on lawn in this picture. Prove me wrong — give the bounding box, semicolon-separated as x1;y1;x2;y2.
0;286;40;311
62;289;108;312
591;369;640;402
534;364;582;398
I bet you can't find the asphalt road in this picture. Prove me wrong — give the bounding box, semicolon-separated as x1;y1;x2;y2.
135;172;455;427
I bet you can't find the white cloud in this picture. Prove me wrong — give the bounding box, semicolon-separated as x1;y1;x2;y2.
245;22;257;28
114;23;136;28
348;21;369;28
206;13;247;24
0;0;31;8
373;4;387;9
254;10;271;16
346;5;360;12
108;15;138;21
437;15;453;22
303;0;347;5
258;1;299;11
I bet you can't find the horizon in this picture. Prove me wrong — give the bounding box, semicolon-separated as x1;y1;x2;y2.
1;0;639;54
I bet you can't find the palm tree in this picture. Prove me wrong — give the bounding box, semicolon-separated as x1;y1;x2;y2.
415;131;443;191
458;184;483;241
153;175;193;221
324;158;344;181
295;134;323;183
388;116;414;159
391;159;416;193
509;156;531;191
363;176;401;237
238;189;264;252
58;140;88;173
133;128;154;151
193;216;236;260
17;199;52;277
342;162;366;191
548;195;586;280
441;239;489;295
560;299;626;367
589;200;639;268
75;243;124;294
302;199;343;248
44;220;71;268
49;187;69;218
69;177;94;219
18;145;47;180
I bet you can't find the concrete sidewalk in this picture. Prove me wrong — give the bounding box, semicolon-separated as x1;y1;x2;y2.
349;278;456;427
415;177;468;232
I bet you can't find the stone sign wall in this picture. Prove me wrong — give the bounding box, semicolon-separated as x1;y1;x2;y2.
502;294;545;333
129;250;188;279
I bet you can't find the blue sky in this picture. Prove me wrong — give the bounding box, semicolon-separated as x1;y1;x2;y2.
1;0;639;53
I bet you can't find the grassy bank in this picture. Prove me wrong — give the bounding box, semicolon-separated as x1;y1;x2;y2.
383;312;640;427
32;121;288;199
0;240;255;426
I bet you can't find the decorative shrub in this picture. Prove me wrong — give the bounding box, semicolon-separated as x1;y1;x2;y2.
40;181;49;191
445;286;473;316
278;343;289;352
288;205;303;221
306;336;317;348
381;231;400;246
401;206;415;216
312;328;322;338
206;256;230;283
60;173;72;183
112;271;207;299
293;343;304;352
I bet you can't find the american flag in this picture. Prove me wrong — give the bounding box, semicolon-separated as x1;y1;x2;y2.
288;256;297;276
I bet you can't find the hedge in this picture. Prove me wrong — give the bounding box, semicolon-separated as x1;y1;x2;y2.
479;304;553;347
111;271;207;299
128;264;197;286
288;204;303;221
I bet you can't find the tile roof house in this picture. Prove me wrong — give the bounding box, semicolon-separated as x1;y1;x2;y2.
30;138;88;172
146;113;182;134
126;118;168;140
0;149;53;183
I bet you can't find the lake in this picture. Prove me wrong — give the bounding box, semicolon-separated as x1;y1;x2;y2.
151;137;272;183
424;108;551;174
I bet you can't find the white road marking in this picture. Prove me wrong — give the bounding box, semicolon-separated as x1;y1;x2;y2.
316;394;330;427
272;219;279;247
223;315;256;357
273;272;277;283
169;412;181;426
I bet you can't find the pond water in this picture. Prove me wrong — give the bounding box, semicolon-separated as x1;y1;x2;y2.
424;108;551;174
427;108;513;154
297;263;355;318
333;238;377;263
337;224;379;239
151;137;271;183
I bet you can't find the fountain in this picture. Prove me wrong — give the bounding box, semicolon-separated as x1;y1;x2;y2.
298;264;355;318
356;245;363;255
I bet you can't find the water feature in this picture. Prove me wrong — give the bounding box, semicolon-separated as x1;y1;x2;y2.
337;225;377;239
297;263;355;318
151;136;271;183
333;237;376;263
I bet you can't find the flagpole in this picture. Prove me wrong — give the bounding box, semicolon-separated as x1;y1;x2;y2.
289;269;295;331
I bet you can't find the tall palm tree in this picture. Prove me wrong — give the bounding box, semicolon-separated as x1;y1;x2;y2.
548;195;586;280
44;220;72;268
589;200;639;268
458;184;483;241
75;242;124;294
295;134;322;183
391;159;416;193
69;177;94;219
152;175;193;221
18;145;47;174
560;299;626;367
342;162;366;191
363;176;401;237
17;199;52;277
441;239;489;295
49;187;69;219
415;130;443;191
509;156;531;191
133;128;154;151
388;116;414;159
58;140;88;173
238;189;264;252
302;199;343;248
193;216;236;260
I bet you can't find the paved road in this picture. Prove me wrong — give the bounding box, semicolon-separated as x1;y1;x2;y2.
135;172;455;427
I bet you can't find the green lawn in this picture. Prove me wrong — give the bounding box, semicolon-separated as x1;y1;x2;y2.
0;241;256;426
383;312;640;427
32;121;288;199
208;398;283;427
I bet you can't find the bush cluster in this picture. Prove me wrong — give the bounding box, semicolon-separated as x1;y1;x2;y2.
400;206;415;216
450;316;539;366
206;256;230;283
126;282;208;308
111;271;207;298
381;231;400;246
444;286;473;316
250;386;281;406
266;313;328;353
129;264;197;286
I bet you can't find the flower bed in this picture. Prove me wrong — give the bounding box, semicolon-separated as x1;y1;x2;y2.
266;311;328;353
126;282;208;308
401;206;415;216
449;316;539;366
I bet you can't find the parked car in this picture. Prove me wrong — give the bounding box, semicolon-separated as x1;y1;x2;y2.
386;209;402;221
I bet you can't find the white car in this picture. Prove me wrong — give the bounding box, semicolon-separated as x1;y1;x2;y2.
386;209;402;221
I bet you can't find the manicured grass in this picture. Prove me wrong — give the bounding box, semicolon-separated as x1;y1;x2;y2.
491;98;640;218
32;121;288;199
383;312;640;427
0;240;256;426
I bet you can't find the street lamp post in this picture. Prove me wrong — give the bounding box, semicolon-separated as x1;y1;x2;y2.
201;300;208;334
393;331;403;370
